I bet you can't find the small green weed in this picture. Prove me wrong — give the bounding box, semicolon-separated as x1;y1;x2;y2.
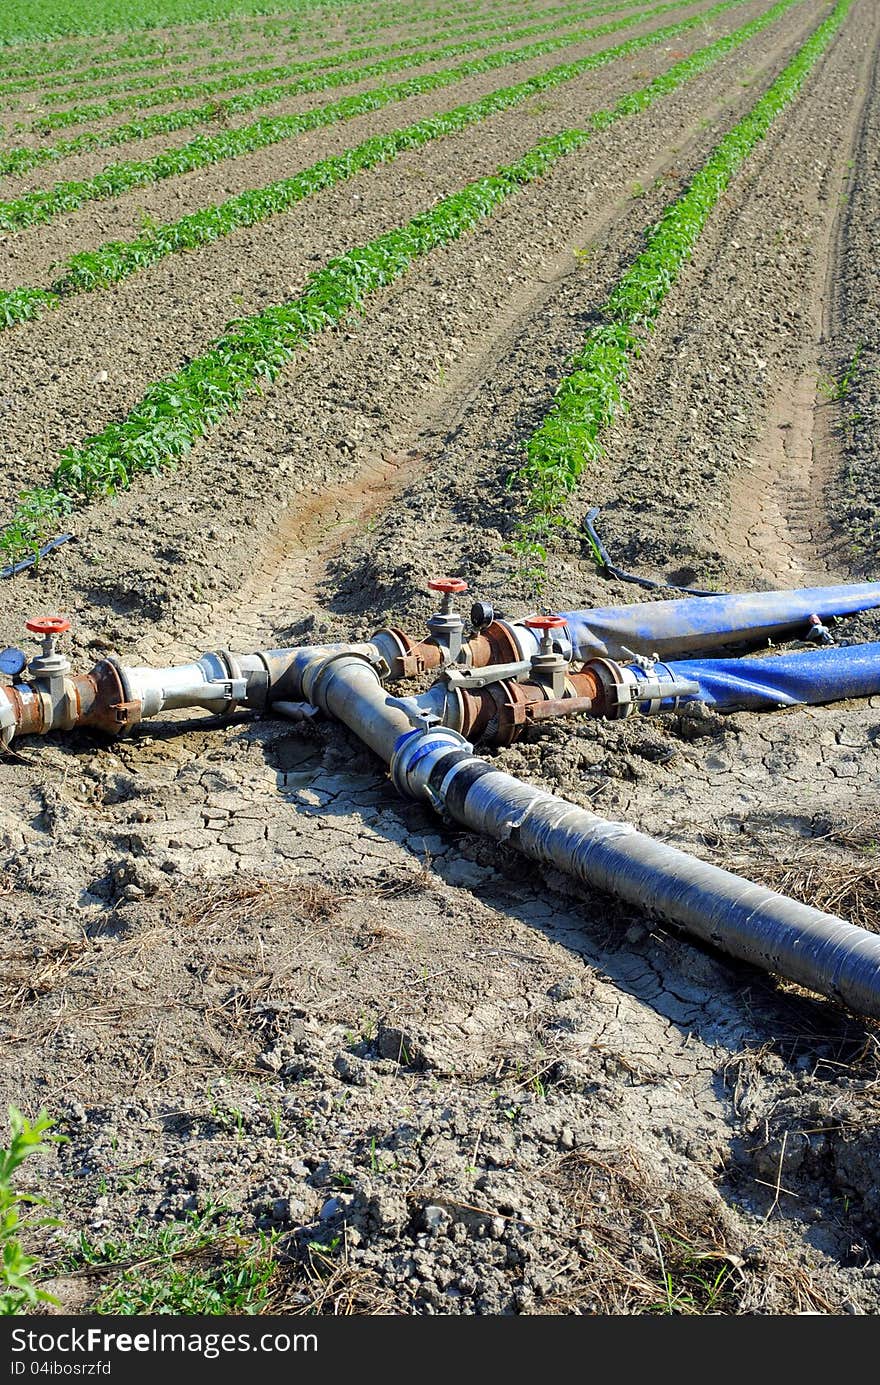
1;1107;62;1316
817;346;862;402
644;1227;735;1314
64;1209;278;1315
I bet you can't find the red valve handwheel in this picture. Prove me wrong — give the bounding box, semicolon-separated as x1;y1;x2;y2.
523;615;566;629
25;616;71;636
428;578;469;594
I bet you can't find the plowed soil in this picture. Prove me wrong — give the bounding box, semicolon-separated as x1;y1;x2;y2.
0;0;878;1317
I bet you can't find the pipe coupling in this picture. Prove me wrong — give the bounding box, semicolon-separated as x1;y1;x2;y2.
390;726;472;804
0;690;17;748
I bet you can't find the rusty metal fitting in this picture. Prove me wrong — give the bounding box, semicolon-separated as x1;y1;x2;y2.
469;620;525;669
73;659;143;736
371;626;445;680
0;655;144;747
580;656;699;718
579;657;635;719
372;618;525;682
453;667;601;745
0;683;48;744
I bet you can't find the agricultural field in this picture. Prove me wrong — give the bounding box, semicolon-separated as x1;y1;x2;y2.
0;0;878;1319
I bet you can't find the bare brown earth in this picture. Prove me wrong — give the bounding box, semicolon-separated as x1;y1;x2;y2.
0;0;879;1316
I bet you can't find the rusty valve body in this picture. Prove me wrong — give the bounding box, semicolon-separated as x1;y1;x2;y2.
0;657;141;747
451;666;607;745
372;619;524;681
0;615;145;749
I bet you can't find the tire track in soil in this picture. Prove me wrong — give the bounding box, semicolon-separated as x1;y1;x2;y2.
568;0;872;593
823;22;880;578
726;2;880;587
203;21;811;653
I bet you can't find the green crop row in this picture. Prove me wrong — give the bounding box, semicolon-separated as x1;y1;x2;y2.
0;39;310;101
351;0;530;38
0;37;175;79
0;0;370;48
0;0;794;330
1;0;681;172
0;0;530;51
1;0;640;101
0;7;327;80
0;50;200;98
17;0;656;129
513;0;852;563
0;0;801;564
0;1;739;230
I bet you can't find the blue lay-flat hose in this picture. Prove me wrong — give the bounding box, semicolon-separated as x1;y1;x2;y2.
658;642;880;711
555;582;880;660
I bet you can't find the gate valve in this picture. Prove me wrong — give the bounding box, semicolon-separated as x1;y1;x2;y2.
25;615;72;690
428;577;468;612
427;578;469;665
523;616;568;698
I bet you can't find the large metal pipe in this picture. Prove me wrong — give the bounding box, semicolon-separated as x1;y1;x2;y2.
3;630;879;1015
295;650;880;1019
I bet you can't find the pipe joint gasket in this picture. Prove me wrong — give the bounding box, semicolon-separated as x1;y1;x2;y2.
435;757;494;820
215;650;245;718
244;664;270;711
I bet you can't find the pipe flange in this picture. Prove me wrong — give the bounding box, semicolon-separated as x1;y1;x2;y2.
582;657;638;719
490;679;533;746
97;659;141;736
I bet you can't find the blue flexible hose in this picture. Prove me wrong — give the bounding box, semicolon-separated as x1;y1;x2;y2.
660;642;880;710
554;582;880;659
